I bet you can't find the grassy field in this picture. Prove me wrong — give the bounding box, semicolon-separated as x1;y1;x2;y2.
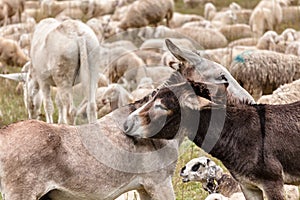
0;0;300;200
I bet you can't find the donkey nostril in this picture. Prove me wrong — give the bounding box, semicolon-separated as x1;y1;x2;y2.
123;121;129;132
123;119;134;134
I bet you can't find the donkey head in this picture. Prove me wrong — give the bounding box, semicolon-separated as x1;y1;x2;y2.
123;72;227;139
165;39;255;104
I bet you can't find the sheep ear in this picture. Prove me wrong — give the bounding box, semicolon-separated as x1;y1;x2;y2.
165;39;200;65
207;159;210;165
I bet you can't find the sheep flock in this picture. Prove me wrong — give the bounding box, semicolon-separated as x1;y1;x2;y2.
0;0;300;199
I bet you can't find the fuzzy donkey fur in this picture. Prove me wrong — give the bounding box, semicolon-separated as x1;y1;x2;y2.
124;40;300;200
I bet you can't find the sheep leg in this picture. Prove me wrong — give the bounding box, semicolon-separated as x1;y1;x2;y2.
262;181;285;200
41;83;54;123
240;184;263;200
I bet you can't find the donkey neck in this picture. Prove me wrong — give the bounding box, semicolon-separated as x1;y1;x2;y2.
189;104;263;172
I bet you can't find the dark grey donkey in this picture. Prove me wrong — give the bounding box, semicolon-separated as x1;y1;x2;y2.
124;40;300;200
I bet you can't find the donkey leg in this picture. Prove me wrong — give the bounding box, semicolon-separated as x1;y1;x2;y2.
143;176;175;200
41;83;54;123
137;188;152;200
262;181;285;200
240;184;264;200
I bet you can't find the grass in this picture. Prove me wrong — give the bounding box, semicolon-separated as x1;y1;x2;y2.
0;0;300;199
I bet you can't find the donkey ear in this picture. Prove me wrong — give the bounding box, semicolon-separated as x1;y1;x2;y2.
165;39;200;64
184;95;220;110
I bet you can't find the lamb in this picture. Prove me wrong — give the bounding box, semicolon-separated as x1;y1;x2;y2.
99;83;133;111
28;18;101;124
257;79;300;104
0;36;29;67
229;49;300;100
249;0;283;37
118;0;174;30
181;156;300;200
181;157;244;199
77;83;134;119
176;26;228;49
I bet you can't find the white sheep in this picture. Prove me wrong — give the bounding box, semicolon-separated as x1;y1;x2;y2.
233;8;252;24
196;48;231;68
111;4;131;21
285;41;300;56
0;0;25;25
257;79;300;104
176;26;228;49
229;49;300;100
256;30;278;50
281;6;300;24
249;0;283;37
100;83;133;111
219;24;253;41
184;0;215;8
204;2;216;20
181;20;215;29
139;38;196;53
228;37;258;47
135;49;162;66
131;77;154;100
89;0;118;18
118;0;174;30
169;12;204;28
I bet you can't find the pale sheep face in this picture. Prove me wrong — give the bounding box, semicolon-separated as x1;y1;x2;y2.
180;156;220;183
